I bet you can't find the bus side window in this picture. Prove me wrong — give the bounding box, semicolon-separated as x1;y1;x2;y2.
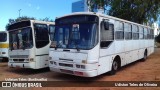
144;28;148;39
49;25;55;41
139;26;144;39
147;28;150;39
124;23;132;40
115;21;124;40
100;21;114;48
132;25;139;40
150;29;154;39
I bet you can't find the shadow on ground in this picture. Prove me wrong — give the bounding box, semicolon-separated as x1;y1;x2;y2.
6;67;50;75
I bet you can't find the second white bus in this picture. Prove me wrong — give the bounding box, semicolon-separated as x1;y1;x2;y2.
49;12;154;77
8;20;55;69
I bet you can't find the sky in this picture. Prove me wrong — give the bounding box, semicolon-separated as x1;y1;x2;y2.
0;0;78;31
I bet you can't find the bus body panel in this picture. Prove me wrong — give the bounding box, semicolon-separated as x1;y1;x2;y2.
0;48;9;58
8;62;36;68
8;49;36;68
35;43;51;68
0;31;9;59
97;56;112;75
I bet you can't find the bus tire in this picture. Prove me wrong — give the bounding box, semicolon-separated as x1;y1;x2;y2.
141;50;147;62
109;59;119;75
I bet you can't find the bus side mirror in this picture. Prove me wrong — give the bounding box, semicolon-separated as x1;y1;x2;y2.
104;21;109;30
49;25;55;34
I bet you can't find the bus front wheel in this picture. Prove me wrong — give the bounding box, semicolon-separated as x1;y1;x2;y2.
109;60;119;75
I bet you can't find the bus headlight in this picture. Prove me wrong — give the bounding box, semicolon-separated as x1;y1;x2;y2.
30;58;34;62
25;59;29;62
50;61;57;65
76;64;85;69
49;57;52;60
50;61;53;64
82;60;87;64
54;62;57;65
9;59;13;62
2;52;6;54
76;64;80;68
81;65;85;69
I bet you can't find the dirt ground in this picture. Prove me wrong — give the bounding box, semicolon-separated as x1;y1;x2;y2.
0;48;160;90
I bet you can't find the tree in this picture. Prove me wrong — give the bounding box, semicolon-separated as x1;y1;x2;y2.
109;0;160;24
156;33;160;43
87;0;111;12
88;0;160;24
39;17;54;22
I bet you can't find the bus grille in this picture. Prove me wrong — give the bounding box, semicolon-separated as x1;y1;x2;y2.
10;55;28;58
60;69;73;74
13;59;25;62
59;63;73;67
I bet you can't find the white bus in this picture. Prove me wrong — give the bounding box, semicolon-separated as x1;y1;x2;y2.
49;12;154;77
8;20;55;69
0;31;9;61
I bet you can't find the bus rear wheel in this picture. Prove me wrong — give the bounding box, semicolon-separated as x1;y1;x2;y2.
141;50;147;62
109;60;119;75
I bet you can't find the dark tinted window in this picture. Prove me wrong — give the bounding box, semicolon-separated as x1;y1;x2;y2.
34;24;49;48
8;21;31;30
9;27;33;50
0;33;7;42
56;15;98;25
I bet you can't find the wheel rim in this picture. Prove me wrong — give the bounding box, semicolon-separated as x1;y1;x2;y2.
113;61;118;71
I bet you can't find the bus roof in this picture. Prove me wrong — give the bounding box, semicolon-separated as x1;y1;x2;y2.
7;20;55;31
0;31;8;33
30;20;55;25
56;12;152;29
11;20;55;25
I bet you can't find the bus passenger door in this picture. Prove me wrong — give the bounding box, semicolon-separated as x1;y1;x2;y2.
98;20;115;75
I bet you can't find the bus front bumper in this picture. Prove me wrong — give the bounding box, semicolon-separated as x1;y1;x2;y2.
8;62;36;69
49;66;98;77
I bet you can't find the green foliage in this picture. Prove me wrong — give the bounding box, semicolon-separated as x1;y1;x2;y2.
156;33;160;43
87;0;110;12
109;0;160;24
39;17;54;22
88;0;160;24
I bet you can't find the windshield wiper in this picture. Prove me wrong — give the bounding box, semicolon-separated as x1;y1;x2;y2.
72;40;80;51
55;42;62;50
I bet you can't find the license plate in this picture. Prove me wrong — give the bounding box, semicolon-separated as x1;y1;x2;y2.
16;65;20;68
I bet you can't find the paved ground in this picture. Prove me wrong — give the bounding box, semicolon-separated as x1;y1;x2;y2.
0;48;160;90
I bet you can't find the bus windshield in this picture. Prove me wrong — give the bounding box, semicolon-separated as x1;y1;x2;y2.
9;27;33;50
54;15;99;50
0;33;7;42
